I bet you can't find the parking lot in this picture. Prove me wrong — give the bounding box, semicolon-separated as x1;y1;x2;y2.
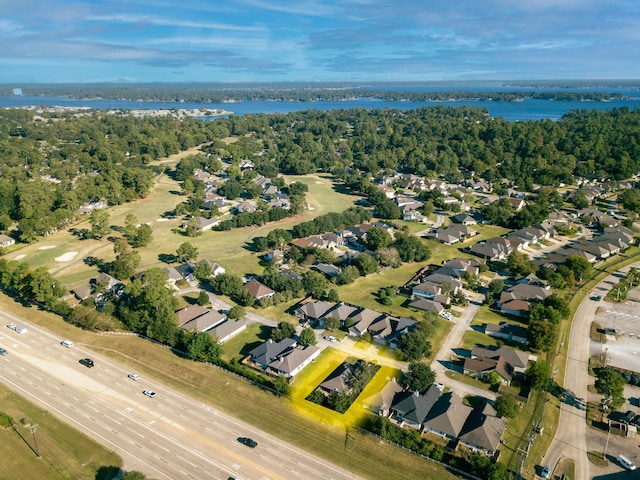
594;300;640;373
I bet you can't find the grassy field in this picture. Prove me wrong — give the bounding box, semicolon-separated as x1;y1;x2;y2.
0;294;464;480
8;170;358;286
0;384;122;480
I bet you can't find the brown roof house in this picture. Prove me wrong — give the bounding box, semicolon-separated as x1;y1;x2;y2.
363;378;404;417
458;402;507;458
423;392;473;441
244;278;275;300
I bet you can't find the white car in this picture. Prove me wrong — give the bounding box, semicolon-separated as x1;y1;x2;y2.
61;340;74;348
440;312;452;319
143;389;156;398
7;323;16;331
128;373;140;381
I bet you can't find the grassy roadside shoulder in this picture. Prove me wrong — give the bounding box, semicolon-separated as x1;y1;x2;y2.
0;383;122;480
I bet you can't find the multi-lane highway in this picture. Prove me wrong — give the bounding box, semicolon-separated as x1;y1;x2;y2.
0;310;362;480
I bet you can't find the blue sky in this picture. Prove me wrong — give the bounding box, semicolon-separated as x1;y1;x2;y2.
2;0;639;83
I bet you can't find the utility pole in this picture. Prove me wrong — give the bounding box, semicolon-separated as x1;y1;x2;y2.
604;424;611;459
28;423;40;457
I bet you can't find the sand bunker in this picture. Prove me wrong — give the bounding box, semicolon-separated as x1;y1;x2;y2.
13;254;26;260
55;251;78;262
38;245;57;250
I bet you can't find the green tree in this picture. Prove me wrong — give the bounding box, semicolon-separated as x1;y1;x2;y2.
565;255;592;283
325;316;340;332
133;223;153;248
354;253;378;275
196;290;209;306
302;270;329;298
402;362;436;393
525;359;551;391
228;305;246;319
88;208;110;239
365;226;392;251
494;395;520;418
506;250;535;276
393;234;430;262
193;262;213;281
396;322;432;362
271;321;296;341
187;332;223;362
595;369;626;411
299;327;316;346
176;242;198;263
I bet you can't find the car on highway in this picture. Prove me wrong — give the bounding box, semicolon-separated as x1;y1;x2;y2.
61;340;74;348
0;348;7;356
143;389;156;398
237;437;257;448
7;323;16;330
540;465;551;478
128;373;140;380
79;358;94;368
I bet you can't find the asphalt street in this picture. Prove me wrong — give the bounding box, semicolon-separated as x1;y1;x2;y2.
0;309;363;480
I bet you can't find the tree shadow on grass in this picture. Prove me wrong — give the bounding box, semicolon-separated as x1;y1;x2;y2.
95;466;121;480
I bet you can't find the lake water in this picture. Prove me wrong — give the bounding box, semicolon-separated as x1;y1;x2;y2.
1;92;640;122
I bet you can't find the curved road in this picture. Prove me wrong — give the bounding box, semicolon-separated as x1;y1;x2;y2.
544;262;640;480
0;310;362;480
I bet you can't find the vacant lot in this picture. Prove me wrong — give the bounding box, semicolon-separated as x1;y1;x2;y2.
0;384;122;480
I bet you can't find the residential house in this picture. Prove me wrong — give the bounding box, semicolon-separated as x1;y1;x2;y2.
175;262;196;282
323;302;361;326
389;385;441;430
249;338;297;369
161;266;183;289
266;344;321;378
458;402;507;458
180;309;227;333
348;308;383;337
423;392;473;441
193;216;220;232
469;243;507;261
0;234;15;248
498;283;552;307
244;278;275;300
499;299;531;317
295;300;336;324
408;298;445;315
208;319;247;343
368;315;417;345
311;263;342;279
452;213;477;226
470;346;533;375
412;281;442;300
196;259;225;277
363;379;404;416
319;362;356;395
463;355;514;385
485;322;528;344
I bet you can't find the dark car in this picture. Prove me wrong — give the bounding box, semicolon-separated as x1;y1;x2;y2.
238;437;257;448
0;348;7;356
79;358;94;368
